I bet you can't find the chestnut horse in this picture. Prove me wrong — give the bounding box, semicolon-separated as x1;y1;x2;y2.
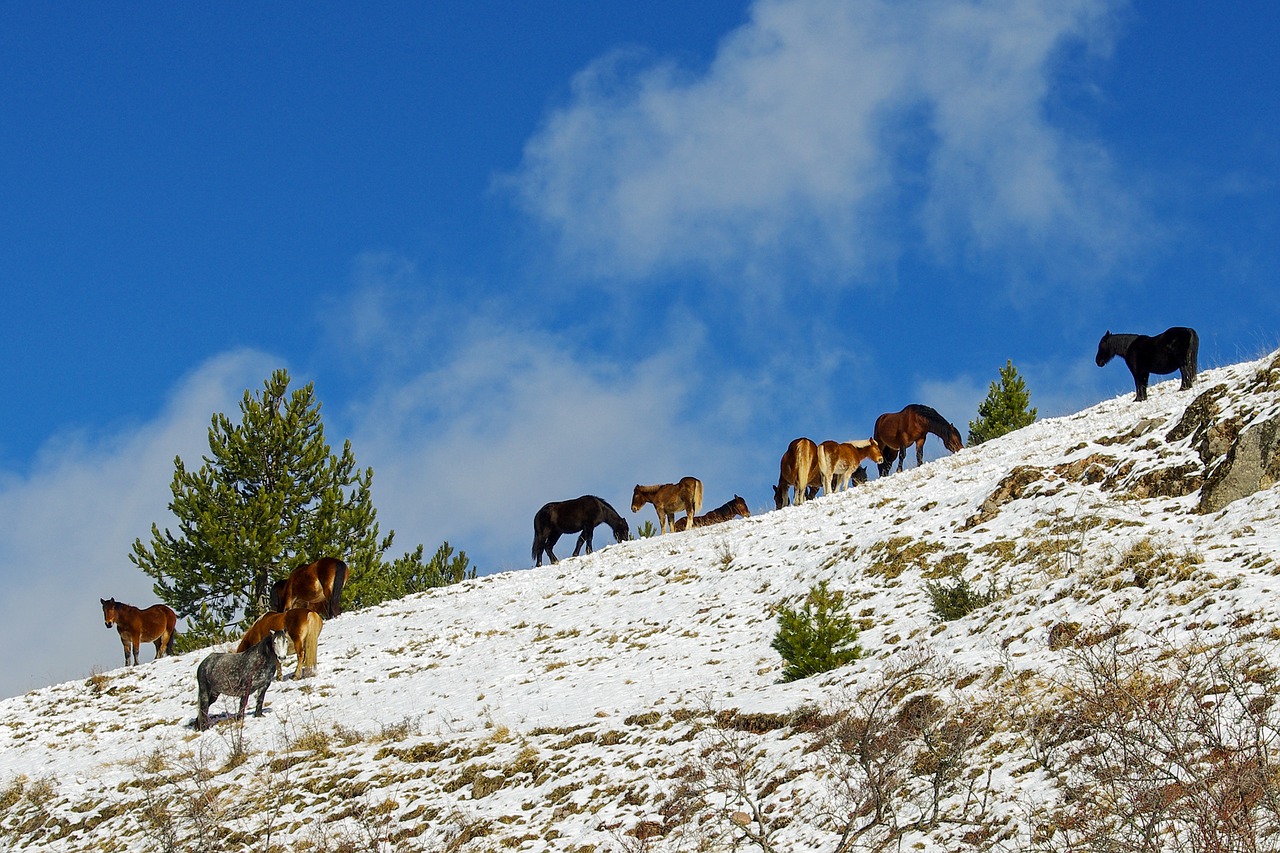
632;476;703;534
672;495;751;531
1096;326;1198;402
237;608;322;679
874;405;963;476
533;495;630;567
270;557;348;618
817;439;884;494
774;437;819;508
101;598;177;666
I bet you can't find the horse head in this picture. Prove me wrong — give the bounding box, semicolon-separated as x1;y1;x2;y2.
772;484;788;510
101;598;116;628
732;495;751;518
1095;331;1115;367
866;439;884;464
630;486;645;513
611;517;631;543
943;425;964;453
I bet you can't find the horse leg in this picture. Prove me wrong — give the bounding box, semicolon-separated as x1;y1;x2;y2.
130;635;141;666
544;532;561;564
253;685;269;717
1135;371;1149;402
915;439;925;468
573;529;593;557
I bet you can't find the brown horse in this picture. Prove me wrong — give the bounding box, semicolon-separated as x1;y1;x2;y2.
270;557;348;618
101;598;178;666
874;404;963;476
774;437;819;508
672;495;751;531
237;608;323;679
817;439;884;494
632;476;703;534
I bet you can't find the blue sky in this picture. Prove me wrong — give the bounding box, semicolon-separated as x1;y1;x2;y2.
1;0;1277;697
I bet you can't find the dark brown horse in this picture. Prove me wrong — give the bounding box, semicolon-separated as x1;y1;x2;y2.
533;495;630;566
672;495;751;531
1096;326;1198;402
774;437;819;508
237;608;322;680
101;598;177;666
874;405;963;476
270;557;348;618
632;476;703;534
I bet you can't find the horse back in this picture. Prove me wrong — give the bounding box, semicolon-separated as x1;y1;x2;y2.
237;611;287;653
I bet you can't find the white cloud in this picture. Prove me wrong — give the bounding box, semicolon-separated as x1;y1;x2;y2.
0;350;279;699
507;0;1133;289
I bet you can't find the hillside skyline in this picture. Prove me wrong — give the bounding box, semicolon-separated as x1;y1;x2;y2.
1;0;1277;698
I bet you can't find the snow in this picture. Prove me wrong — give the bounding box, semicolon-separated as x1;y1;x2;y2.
4;352;1280;851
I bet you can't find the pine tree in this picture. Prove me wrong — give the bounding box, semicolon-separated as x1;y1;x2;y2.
771;581;862;682
131;369;468;649
967;360;1037;446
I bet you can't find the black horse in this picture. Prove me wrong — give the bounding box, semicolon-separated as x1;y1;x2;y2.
532;495;630;567
1096;326;1198;402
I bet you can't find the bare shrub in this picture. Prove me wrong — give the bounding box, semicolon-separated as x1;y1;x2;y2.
816;654;1008;851
1028;631;1280;852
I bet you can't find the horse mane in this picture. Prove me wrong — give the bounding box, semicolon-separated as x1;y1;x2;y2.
847;439;873;448
906;404;955;433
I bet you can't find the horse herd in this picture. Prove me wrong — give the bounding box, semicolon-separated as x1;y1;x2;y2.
530;324;1200;567
531;402;967;567
101;327;1198;729
101;557;347;729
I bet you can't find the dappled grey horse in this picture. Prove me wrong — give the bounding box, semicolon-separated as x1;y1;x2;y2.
196;630;288;730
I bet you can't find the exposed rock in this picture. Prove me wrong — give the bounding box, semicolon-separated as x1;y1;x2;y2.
1117;464;1204;500
1198;413;1280;513
963;466;1047;529
1096;417;1166;446
1054;453;1119;484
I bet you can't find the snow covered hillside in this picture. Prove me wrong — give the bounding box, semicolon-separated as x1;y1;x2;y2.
5;351;1280;852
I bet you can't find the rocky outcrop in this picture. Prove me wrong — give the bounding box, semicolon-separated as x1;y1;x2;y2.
1198;413;1280;513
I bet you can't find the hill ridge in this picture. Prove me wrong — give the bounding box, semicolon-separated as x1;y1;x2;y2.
4;351;1280;851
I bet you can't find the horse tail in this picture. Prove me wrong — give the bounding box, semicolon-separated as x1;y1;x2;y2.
166;629;177;656
692;478;703;516
1186;327;1199;383
328;560;348;618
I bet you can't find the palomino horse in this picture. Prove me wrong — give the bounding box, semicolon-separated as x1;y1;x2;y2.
774;437;819;508
874;405;963;476
632;476;703;534
672;495;751;531
237;608;323;679
101;598;177;666
533;495;631;567
817;439;884;494
1096;326;1198;402
270;557;348;618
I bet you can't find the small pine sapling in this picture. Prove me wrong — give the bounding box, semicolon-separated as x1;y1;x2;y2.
771;581;862;682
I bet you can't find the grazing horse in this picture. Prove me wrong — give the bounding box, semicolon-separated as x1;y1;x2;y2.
101;598;177;666
1096;326;1198;402
774;437;819;508
672;495;751;531
270;557;347;618
532;495;630;567
817;439;884;494
874;405;963;476
632;477;703;534
237;608;323;679
196;631;288;730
